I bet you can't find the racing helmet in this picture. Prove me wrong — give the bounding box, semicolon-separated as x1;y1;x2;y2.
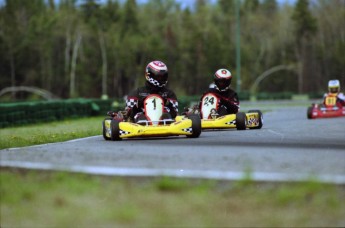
214;69;232;92
145;60;168;88
328;79;340;94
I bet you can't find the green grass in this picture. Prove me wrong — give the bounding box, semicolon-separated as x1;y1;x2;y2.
1;169;344;227
0;116;103;149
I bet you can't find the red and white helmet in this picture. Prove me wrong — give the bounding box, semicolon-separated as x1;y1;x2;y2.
214;69;232;92
145;61;168;88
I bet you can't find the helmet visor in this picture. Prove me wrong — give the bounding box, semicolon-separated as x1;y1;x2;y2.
215;78;231;90
153;72;168;84
329;87;339;93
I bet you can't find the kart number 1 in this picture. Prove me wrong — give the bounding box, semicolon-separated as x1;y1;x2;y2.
152;98;156;110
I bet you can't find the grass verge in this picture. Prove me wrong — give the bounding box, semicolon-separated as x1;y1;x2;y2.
1;168;344;227
0;116;103;150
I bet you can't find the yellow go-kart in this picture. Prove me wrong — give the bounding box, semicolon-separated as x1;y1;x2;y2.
102;94;201;141
182;93;263;130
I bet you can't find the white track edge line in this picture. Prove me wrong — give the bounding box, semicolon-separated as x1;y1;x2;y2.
1;161;345;185
3;135;101;151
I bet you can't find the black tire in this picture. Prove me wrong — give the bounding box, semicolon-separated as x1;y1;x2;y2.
307;107;313;119
248;110;263;129
102;117;112;140
110;119;122;141
186;114;201;138
236;112;246;130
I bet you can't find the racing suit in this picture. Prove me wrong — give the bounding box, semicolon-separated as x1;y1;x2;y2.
199;83;240;115
126;82;179;122
323;92;345;107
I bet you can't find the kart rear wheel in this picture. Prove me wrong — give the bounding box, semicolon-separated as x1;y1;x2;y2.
236;112;246;130
307;107;313;119
248;110;263;129
187;114;201;138
110;119;122;141
102;117;112;140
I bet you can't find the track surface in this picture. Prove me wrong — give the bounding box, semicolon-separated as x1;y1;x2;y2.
1;103;345;183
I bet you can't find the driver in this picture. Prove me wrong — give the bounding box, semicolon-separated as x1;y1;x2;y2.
124;60;178;122
323;79;345;107
196;68;240;116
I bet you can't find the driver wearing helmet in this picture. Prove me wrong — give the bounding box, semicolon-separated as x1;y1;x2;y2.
323;79;345;107
198;68;239;116
125;60;178;122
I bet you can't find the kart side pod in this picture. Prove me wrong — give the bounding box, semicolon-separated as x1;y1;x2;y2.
233;110;263;130
200;110;263;130
246;110;263;130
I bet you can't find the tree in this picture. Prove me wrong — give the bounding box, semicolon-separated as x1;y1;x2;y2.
313;0;345;90
0;0;343;100
261;0;277;15
292;0;317;93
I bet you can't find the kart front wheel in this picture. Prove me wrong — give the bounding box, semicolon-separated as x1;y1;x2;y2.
236;112;246;130
307;107;313;119
187;114;201;138
248;110;263;129
102;117;112;140
110;119;122;141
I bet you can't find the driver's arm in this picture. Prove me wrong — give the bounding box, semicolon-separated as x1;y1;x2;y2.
337;93;345;106
166;92;179;118
221;93;240;114
125;89;140;121
322;93;328;105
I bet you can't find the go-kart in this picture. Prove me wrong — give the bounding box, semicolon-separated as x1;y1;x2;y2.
181;93;263;130
102;94;201;141
307;95;345;119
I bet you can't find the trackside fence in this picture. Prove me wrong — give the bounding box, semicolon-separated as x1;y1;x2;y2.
0;99;116;128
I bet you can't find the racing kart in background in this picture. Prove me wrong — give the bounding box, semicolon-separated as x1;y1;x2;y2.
181;93;263;130
102;94;201;141
307;95;345;119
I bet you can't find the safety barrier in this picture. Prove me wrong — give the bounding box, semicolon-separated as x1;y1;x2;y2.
0;99;116;128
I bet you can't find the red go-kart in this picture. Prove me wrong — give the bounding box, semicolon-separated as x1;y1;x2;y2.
307;95;345;119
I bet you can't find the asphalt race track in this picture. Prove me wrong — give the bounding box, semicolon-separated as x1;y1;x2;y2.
1;102;345;184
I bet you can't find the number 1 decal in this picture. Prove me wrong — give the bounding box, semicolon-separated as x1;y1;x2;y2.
152;98;156;110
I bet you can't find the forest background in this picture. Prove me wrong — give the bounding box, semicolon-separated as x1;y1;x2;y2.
0;0;344;101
